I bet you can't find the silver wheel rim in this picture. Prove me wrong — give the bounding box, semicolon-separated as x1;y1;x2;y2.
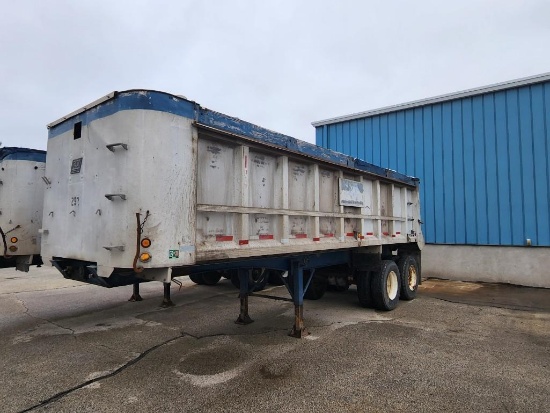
408;266;417;291
387;270;398;300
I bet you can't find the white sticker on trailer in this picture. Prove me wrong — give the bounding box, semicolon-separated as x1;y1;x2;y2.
339;178;365;207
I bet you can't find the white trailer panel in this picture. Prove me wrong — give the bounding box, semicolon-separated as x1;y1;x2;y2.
42;90;423;284
0;148;46;271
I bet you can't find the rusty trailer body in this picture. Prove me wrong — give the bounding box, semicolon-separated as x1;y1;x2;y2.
42;90;424;336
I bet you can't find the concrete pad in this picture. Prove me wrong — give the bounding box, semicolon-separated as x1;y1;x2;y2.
0;266;548;412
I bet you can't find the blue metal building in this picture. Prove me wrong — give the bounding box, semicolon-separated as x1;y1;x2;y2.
313;73;550;248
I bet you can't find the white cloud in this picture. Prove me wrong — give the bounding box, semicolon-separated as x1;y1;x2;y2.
1;0;549;149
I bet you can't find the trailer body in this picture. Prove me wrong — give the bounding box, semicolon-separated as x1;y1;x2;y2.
42;90;423;335
0;147;47;271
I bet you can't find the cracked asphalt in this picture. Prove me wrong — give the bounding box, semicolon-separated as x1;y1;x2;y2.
0;266;548;413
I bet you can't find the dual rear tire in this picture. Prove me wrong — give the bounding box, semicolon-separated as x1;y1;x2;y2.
357;255;419;311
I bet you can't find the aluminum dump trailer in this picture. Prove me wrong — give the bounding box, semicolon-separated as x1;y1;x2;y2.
43;90;424;336
0;147;47;271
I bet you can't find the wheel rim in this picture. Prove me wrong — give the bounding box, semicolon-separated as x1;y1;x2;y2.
408;266;417;290
387;270;398;300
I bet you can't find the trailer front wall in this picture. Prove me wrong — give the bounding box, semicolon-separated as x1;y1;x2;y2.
0;153;46;257
316;80;550;247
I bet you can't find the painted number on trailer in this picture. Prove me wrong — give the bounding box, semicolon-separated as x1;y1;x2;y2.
71;196;80;206
169;250;179;259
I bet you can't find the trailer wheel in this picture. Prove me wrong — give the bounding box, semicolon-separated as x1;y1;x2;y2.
189;274;205;285
303;272;328;300
371;260;401;311
268;270;285;285
397;255;418;300
286;271;327;300
200;272;222;286
330;275;349;292
357;270;373;308
230;269;268;292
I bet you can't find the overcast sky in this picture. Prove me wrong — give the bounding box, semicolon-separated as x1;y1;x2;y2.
1;0;549;150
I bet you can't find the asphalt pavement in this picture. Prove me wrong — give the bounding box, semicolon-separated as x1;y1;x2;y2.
0;266;548;412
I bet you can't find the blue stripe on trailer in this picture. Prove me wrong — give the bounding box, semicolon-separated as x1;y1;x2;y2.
48;90;418;186
0;147;46;163
48;91;196;139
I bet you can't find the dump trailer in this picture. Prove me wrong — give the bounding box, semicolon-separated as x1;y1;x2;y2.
0;147;47;271
42;90;424;336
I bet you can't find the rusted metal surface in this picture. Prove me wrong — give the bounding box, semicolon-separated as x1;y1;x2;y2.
289;305;308;338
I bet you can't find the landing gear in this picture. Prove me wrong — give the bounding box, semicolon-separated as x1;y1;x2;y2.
288;262;309;338
128;283;143;302
235;269;253;325
161;282;175;307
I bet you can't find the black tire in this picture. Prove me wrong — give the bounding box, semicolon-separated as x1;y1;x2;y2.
371;260;401;311
268;270;285;285
230;269;268;292
304;272;328;300
200;272;222;286
286;271;327;300
397;255;419;300
189;274;205;285
357;270;374;308
331;275;349;292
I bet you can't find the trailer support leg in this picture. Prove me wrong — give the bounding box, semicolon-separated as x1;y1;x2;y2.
290;304;306;338
161;282;175;307
289;261;308;338
128;283;143;302
235;269;253;325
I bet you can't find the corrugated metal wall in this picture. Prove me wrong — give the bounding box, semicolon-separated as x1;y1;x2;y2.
316;81;550;246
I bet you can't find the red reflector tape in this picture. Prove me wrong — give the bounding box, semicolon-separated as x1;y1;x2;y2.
366;232;374;236
259;234;274;240
396;232;401;235
360;235;365;239
294;233;307;239
313;237;321;241
324;233;334;237
392;235;396;237
346;232;355;237
382;232;390;236
216;235;233;242
239;240;249;245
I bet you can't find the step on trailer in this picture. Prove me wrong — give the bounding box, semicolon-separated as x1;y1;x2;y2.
42;90;424;337
0;147;47;272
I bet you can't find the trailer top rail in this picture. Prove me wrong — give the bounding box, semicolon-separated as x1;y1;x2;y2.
47;90;418;187
0;147;46;162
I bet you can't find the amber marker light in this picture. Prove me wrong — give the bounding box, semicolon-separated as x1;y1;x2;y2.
139;252;151;262
9;246;17;252
141;238;151;248
10;237;18;243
